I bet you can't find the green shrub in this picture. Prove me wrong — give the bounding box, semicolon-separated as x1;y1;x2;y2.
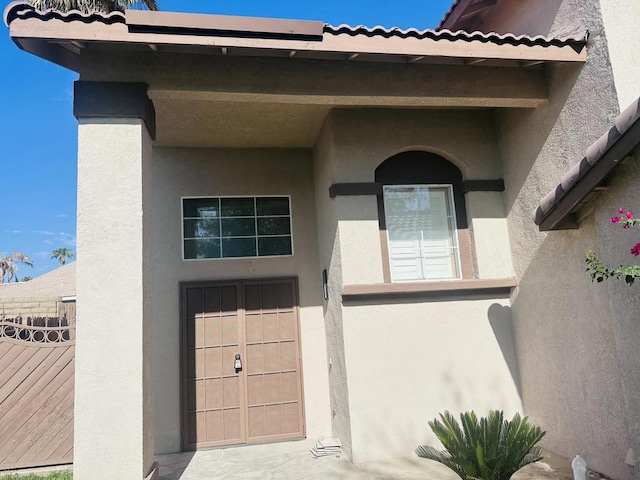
416;410;545;480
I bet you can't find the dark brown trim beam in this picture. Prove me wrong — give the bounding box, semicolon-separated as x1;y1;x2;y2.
73;81;156;140
462;179;505;194
342;278;517;302
329;179;504;198
329;183;382;198
126;10;324;41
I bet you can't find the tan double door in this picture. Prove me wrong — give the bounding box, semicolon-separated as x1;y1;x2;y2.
181;279;305;449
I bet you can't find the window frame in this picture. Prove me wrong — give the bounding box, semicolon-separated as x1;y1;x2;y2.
181;195;294;261
382;184;463;283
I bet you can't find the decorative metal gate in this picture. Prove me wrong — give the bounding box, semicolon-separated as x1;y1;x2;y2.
0;316;75;470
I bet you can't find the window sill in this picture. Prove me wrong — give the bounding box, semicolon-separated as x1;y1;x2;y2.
342;278;517;303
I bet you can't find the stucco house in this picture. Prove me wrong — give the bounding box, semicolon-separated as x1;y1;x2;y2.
4;0;640;479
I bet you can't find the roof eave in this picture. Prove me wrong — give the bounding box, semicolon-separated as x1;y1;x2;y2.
7;16;587;75
535;98;640;231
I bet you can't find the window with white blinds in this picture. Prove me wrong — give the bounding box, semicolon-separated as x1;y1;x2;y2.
383;185;461;282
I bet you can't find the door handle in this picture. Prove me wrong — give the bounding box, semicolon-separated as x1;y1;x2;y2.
234;353;242;372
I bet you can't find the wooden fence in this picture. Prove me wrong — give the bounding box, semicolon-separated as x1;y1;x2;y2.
0;315;74;471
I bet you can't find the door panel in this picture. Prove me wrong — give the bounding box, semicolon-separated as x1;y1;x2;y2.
183;283;246;449
243;280;304;443
182;279;304;450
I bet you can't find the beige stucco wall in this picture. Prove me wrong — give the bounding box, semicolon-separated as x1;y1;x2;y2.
313;108;520;462
312;118;354;458
599;0;640;109
75;118;155;480
343;299;522;463
493;0;637;477
151;147;332;454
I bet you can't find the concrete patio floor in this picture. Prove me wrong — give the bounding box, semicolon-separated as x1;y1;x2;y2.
155;439;579;480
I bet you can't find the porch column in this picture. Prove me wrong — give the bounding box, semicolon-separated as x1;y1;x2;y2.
73;82;156;480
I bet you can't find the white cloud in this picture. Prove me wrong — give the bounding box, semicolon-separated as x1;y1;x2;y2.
56;214;68;218
43;240;53;245
34;251;50;259
55;232;77;247
11;230;23;234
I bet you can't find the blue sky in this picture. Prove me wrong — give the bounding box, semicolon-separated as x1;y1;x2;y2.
0;0;453;279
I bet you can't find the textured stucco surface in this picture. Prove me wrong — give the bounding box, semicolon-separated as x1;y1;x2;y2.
343;299;523;464
74;119;154;480
599;0;640;109
466;191;515;279
78;51;548;149
312;117;354;458
151;147;331;454
312;108;519;462
493;1;636;478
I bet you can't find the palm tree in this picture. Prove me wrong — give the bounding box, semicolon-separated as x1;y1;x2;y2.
416;410;545;480
28;0;158;14
0;253;33;284
51;248;75;266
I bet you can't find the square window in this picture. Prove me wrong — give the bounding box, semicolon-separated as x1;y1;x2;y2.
256;197;290;216
183;198;220;219
222;238;257;258
184;238;221;259
184;218;220;239
221;218;256;237
221;198;255;217
257;217;291;236
383;185;460;282
258;237;292;256
183;197;293;260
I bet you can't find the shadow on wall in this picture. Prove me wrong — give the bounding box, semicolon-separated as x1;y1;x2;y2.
509;215;630;480
487;303;522;399
497;63;582;215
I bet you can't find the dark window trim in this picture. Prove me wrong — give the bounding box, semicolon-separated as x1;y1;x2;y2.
329;179;504;198
374;152;477;282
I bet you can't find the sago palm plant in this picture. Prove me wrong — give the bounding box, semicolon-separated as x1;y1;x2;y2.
416;410;545;480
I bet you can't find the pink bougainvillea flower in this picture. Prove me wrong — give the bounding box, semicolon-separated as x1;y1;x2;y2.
611;216;621;223
627;211;635;219
624;224;631;229
631;243;640;256
620;208;626;213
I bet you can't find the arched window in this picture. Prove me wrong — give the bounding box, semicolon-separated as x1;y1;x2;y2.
375;151;472;282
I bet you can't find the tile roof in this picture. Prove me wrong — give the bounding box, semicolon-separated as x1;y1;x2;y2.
5;2;588;54
437;0;465;30
0;262;76;299
535;98;640;230
324;24;587;52
4;1;125;25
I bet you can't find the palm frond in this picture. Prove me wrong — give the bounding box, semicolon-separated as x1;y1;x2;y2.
416;445;467;479
29;0;158;13
0;253;33;284
417;410;546;480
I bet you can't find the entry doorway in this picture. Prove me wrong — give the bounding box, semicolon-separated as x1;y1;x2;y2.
180;278;305;450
